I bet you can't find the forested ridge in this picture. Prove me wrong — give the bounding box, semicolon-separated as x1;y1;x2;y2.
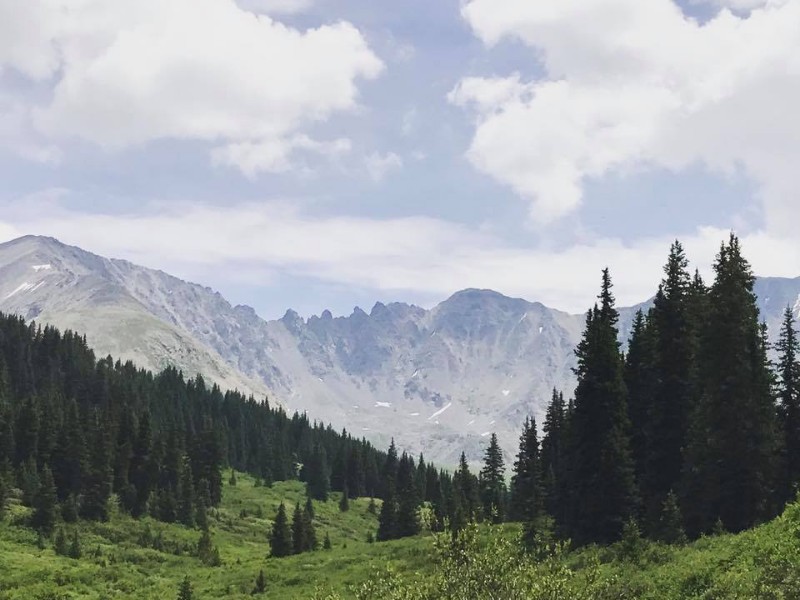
0;311;399;533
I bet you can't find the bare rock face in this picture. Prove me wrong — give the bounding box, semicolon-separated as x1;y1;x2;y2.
0;235;797;466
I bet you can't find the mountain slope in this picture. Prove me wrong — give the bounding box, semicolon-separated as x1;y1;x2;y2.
0;235;797;465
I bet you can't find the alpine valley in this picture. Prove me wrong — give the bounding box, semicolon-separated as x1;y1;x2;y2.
0;235;798;465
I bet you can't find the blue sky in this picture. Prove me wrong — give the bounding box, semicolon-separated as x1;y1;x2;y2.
0;0;798;319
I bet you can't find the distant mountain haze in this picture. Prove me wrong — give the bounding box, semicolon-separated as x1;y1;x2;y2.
0;235;797;465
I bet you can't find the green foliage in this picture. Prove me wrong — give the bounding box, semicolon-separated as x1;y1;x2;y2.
68;529;82;559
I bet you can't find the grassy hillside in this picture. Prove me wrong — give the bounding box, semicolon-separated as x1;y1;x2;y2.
0;473;432;600
4;472;800;599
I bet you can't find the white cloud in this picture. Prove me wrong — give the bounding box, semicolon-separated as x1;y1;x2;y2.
212;135;352;177
454;0;800;233
3;198;799;314
236;0;312;15
365;152;403;182
0;0;382;175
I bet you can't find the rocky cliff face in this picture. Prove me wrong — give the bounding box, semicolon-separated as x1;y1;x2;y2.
1;235;797;466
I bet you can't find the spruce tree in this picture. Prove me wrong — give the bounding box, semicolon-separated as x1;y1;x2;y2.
269;502;292;558
509;418;543;523
480;433;507;524
682;234;778;535
453;452;480;522
53;527;68;555
644;241;698;531
177;459;195;528
624;310;657;491
68;528;82;559
656;490;687;545
567;269;639;545
395;454;420;537
306;443;330;501
323;531;332;550
0;470;7;520
777;305;800;502
292;501;306;555
540;389;566;523
339;486;350;512
377;486;397;541
302;499;317;551
32;464;58;535
177;576;194;600
253;569;266;594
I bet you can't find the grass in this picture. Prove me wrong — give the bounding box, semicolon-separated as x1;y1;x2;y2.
0;473;435;599
5;474;800;599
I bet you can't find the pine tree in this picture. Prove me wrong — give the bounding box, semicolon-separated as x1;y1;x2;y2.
682;234;778;535
68;528;82;559
53;527;68;555
540;390;566;524
32;464;58;535
480;433;507;524
453;452;480;522
291;501;306;555
377;486;397;541
304;496;315;520
644;242;698;531
269;502;292;558
395;454;421;537
306;443;330;501
177;576;194;600
567;269;639;545
302;499;317;551
381;439;399;500
509;418;542;523
177;458;195;528
339;486;350;512
624;310;657;490
323;531;332;550
253;569;267;594
656;490;687;545
777;305;800;502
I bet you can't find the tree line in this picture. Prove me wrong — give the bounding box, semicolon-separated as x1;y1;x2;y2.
0;312;390;534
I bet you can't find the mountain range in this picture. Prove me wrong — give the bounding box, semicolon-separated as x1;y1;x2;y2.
0;235;798;465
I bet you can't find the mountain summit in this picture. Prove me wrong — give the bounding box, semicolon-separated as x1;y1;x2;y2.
0;235;797;464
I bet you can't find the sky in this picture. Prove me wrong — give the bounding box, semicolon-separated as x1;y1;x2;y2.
1;0;799;320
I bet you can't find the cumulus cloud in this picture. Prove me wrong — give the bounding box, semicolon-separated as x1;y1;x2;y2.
3;197;799;313
0;0;381;174
454;0;800;232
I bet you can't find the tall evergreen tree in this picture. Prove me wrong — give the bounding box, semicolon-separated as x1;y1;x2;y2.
509;418;543;523
682;234;778;535
644;241;698;530
292;501;306;555
624;310;657;491
269;502;292;558
302;499;317;551
377;486;397;541
453;452;480;523
480;433;507;524
777;305;800;502
540;389;566;523
305;443;330;501
395;453;420;538
32;463;57;535
567;269;639;545
176;576;194;600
